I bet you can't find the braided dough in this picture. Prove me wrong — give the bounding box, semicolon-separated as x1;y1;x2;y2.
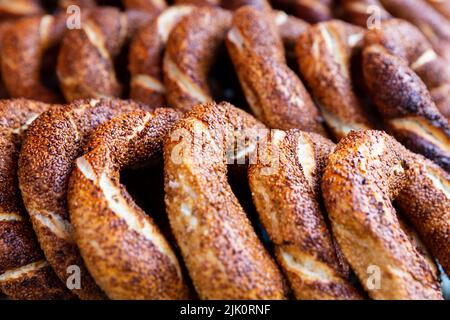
69;109;188;299
322;130;445;300
18;99;148;299
164;102;287;299
296;20;372;140
226;6;326;133
362;20;450;172
0;99;74;300
248;129;362;299
341;0;391;27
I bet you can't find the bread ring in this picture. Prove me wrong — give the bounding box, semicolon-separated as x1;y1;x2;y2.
58;0;97;9
296;20;372;140
248;129;362;299
364;19;450;119
322;130;444;300
129;5;194;107
0;0;43;19
1;13;67;102
271;0;333;23
0;99;74;300
341;0;391;27
173;0;271;11
164;101;287;299
163;7;232;111
68;109;188;299
57;6;152;101
226;6;326;133
425;0;450;19
362;21;450;171
18;98;148;299
379;0;450;63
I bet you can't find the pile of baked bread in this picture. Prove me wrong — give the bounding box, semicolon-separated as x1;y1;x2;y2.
0;0;448;300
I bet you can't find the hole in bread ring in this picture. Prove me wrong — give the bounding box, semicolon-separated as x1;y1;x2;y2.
0;99;74;300
18;98;150;300
68;109;188;299
322;130;447;300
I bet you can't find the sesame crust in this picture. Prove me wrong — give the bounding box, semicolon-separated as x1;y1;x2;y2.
163;7;232;111
248;129;362;299
296;20;372;140
322;130;444;300
364;19;450;119
362;24;450;172
1;14;66;102
57;7;152;101
379;0;450;62
18;98;148;300
226;6;326;133
68;109;189;299
164;102;288;299
129;5;195;107
0;99;74;300
271;0;333;23
341;0;391;27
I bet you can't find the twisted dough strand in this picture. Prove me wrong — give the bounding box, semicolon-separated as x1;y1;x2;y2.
164;102;288;299
0;99;74;300
69;109;188;299
322;130;444;300
362;21;450;171
248;129;362;299
296;20;372;140
18;99;149;299
227;6;326;133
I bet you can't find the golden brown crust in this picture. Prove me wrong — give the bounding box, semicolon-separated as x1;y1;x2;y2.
296;20;372;140
68;109;189;299
397;153;450;276
163;7;232;111
1;14;66;102
425;0;450;19
341;0;391;27
322;130;443;300
18;98;148;300
364;19;450;119
362;21;450;172
57;7;152;101
379;0;450;62
0;99;74;300
0;0;43;19
226;6;326;133
248;129;362;299
129;5;194;107
164;102;287;299
271;0;333;23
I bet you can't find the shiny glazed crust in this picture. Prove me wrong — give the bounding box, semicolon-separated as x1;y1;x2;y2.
248;129;362;299
68;109;189;299
164;102;288;299
18;98;148;299
226;6;326;133
296;20;372;140
322;130;444;300
271;0;333;23
0;99;74;300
